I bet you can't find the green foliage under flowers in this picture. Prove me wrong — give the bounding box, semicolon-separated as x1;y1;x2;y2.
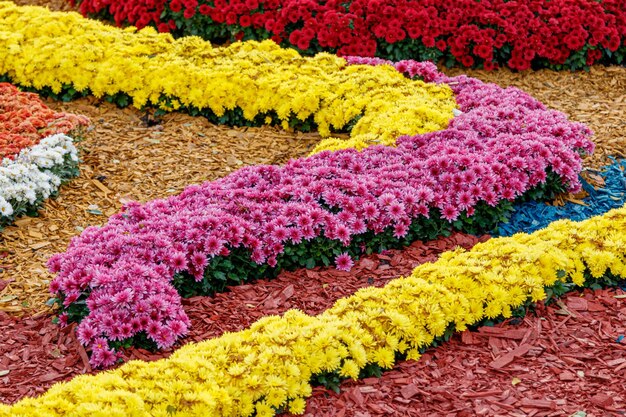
172;204;469;298
109;331;159;353
0;75;358;135
172;172;565;298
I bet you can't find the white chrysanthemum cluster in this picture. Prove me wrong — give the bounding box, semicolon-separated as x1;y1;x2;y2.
0;134;78;218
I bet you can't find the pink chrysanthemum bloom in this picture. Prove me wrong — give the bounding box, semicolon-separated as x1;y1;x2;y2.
336;225;351;245
335;253;354;272
170;252;186;272
441;205;460;222
76;322;98;345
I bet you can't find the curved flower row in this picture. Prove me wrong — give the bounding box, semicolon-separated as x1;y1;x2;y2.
71;0;626;70
0;2;455;147
314;58;593;153
0;134;80;229
47;58;594;367
0;82;88;160
4;205;624;416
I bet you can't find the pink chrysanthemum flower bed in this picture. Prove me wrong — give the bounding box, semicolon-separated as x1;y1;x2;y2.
47;61;593;368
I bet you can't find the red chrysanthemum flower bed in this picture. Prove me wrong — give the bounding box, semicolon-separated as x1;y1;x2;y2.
0;83;89;161
70;0;626;70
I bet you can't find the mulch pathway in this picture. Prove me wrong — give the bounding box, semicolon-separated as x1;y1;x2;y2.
0;97;321;313
291;288;626;417
0;232;485;404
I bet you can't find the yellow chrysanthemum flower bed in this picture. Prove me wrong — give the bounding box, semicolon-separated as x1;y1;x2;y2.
2;205;624;417
0;2;455;152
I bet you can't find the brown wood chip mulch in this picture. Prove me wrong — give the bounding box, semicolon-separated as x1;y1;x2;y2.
288;287;626;417
10;0;72;10
0;233;484;405
0;97;321;313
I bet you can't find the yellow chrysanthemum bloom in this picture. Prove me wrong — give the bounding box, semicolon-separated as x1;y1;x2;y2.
0;2;457;155
288;397;307;414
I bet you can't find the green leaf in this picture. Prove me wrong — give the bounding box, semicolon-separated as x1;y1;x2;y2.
213;271;227;281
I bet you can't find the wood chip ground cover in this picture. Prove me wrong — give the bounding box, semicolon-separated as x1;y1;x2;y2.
1;1;626;415
0;97;321;312
290;287;626;417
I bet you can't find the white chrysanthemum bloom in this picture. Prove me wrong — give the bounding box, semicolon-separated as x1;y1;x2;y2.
33;154;56;168
0;197;13;217
50;175;62;188
24;189;37;204
0;134;78;220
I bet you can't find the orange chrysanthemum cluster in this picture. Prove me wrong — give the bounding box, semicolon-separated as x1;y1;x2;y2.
0;83;89;160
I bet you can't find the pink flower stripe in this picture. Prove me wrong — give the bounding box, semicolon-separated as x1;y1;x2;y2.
48;62;593;368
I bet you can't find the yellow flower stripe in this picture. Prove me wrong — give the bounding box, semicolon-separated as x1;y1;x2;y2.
2;205;624;417
0;2;455;152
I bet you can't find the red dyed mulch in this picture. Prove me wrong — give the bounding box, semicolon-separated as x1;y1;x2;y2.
294;288;626;417
0;232;484;404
